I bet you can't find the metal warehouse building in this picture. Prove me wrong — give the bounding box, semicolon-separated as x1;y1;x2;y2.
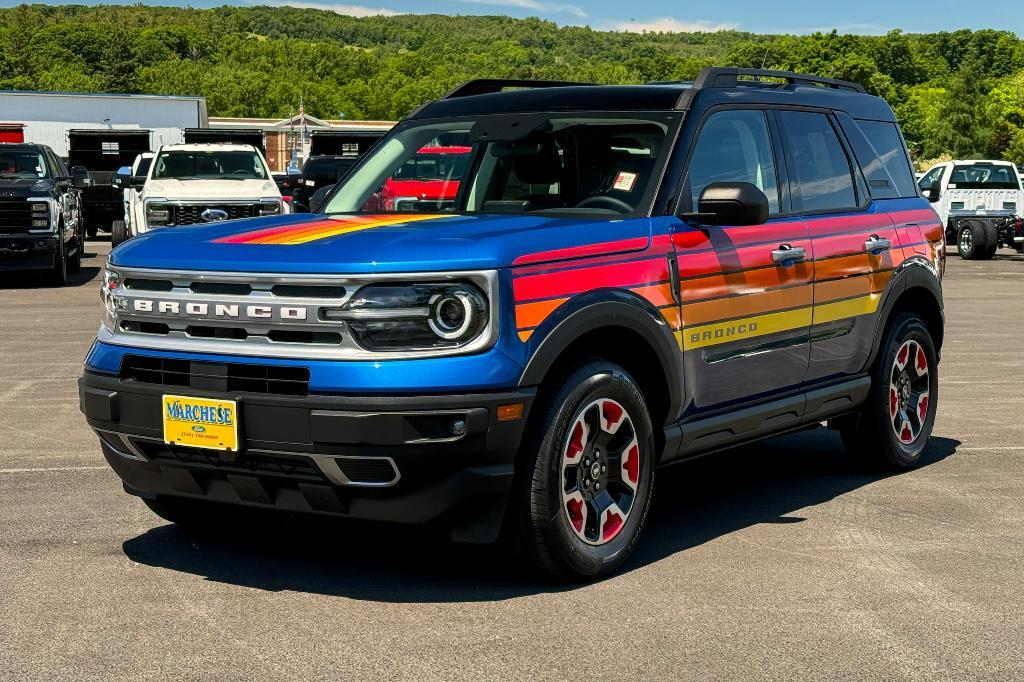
0;90;208;157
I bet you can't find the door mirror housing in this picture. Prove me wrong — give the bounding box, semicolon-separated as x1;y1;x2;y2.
111;166;132;190
926;179;941;203
682;182;769;226
70;166;92;189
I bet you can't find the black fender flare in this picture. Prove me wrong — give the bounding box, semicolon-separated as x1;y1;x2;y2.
866;257;944;370
517;289;684;423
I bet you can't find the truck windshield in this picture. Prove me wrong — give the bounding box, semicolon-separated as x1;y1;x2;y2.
0;151;48;179
322;113;679;217
950;164;1021;190
153;150;267;180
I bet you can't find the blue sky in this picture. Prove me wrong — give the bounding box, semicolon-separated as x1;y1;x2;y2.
2;0;1023;34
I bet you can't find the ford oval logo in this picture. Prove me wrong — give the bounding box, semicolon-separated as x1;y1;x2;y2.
192;425;206;433
200;208;229;223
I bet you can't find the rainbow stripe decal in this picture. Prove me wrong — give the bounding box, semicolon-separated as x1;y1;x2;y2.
213;214;450;245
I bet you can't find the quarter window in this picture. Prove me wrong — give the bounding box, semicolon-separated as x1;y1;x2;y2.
857;120;917;198
685;110;780;214
778;111;857;213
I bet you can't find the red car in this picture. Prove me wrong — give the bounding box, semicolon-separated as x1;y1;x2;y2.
379;145;471;211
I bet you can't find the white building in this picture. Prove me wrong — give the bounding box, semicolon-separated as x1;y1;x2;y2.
0;90;208;156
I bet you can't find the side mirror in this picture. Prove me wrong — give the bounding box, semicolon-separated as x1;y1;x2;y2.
70;166;92;189
927;179;941;203
684;182;769;226
310;184;336;212
111;166;132;190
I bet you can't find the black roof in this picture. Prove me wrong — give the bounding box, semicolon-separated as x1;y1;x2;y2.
0;142;49;152
412;68;896;123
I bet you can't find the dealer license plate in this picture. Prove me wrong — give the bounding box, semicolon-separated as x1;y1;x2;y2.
162;394;239;451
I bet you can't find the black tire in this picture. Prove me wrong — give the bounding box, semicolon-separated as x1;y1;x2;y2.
841;312;938;469
957;220;987;260
111;219;129;248
981;221;999;259
49;233;68;286
86;224;97;239
511;360;655;580
67;225;82;273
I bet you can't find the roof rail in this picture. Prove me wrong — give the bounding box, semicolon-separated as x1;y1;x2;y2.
442;78;594;99
674;67;867;109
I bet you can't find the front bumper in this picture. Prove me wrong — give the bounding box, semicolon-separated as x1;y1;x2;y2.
80;370;534;542
0;235;57;271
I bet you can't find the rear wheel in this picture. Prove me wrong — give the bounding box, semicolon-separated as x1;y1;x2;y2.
67;225;82;273
111;219;129;247
840;312;937;469
512;360;655;580
86;224;97;239
957;221;986;260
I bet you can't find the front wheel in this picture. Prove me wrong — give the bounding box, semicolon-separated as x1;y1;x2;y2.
49;234;68;286
841;312;938;469
512;360;655;580
111;219;129;247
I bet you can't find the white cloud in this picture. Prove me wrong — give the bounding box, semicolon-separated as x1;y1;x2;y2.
252;1;402;16
611;16;738;33
453;0;587;19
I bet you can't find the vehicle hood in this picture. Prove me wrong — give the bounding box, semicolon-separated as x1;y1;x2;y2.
109;212;653;274
0;177;55;198
143;178;280;200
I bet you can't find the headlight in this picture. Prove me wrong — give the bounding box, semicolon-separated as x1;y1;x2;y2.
100;268;123;329
259;200;282;216
146;203;170;226
28;199;51;231
322;283;488;351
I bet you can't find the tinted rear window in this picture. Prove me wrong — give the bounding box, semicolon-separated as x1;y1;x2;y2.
950;164;1021;190
777;111;857;213
856;120;917;198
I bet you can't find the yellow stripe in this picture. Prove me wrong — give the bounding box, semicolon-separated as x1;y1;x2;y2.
812;293;881;325
275;214;448;245
681;307;813;351
678;293;881;351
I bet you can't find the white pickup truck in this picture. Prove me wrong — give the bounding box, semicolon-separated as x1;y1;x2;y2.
126;143;287;240
918;159;1024;260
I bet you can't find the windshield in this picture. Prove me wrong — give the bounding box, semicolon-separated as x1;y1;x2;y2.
0;151;48;179
950;164;1021;190
323;114;679;217
152;150;267;180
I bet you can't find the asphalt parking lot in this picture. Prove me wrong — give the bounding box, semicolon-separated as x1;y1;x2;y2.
1;238;1022;680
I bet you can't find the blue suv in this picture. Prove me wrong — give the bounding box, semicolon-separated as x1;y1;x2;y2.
80;69;945;579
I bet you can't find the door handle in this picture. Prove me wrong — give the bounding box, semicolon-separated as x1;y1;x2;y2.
864;234;892;255
771;243;806;266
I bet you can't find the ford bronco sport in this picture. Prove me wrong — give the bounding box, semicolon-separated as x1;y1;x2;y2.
80;69;945;579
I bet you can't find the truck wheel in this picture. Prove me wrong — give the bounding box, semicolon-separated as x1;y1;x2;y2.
512;360;655;580
981;221;999;259
840;312;938;469
111;220;129;247
957;221;987;260
67;225;81;273
86;224;97;239
49;234;68;286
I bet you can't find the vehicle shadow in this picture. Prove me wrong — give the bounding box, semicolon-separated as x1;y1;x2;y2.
0;265;100;289
121;428;959;602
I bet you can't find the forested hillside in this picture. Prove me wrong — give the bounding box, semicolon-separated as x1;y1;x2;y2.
2;4;1024;165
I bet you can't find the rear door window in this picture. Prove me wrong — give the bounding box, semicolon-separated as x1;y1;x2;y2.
856;120;917;198
684;109;780;214
777;111;858;213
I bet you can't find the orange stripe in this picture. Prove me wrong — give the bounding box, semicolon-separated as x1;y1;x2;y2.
660;306;682;329
632;282;676;308
814;252;899;280
247;216;377;244
680;263;811;302
682;284;813;327
518;330;533;343
515;297;569;329
815;271;892;303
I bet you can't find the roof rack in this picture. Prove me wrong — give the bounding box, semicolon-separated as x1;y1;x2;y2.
442;78;594;99
674;67;867;109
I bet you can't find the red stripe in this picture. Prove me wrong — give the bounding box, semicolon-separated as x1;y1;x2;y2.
213;219;340;244
678;238;812;279
512;236;650;266
812;228;900;260
514;257;668;302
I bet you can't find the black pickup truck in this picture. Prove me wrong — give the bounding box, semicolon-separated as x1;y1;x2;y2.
68;129;151;238
0;143;90;285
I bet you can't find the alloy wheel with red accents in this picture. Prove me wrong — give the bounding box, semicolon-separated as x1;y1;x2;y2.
889;339;930;445
560;398;641;546
840;312;938;470
514;360;655;579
